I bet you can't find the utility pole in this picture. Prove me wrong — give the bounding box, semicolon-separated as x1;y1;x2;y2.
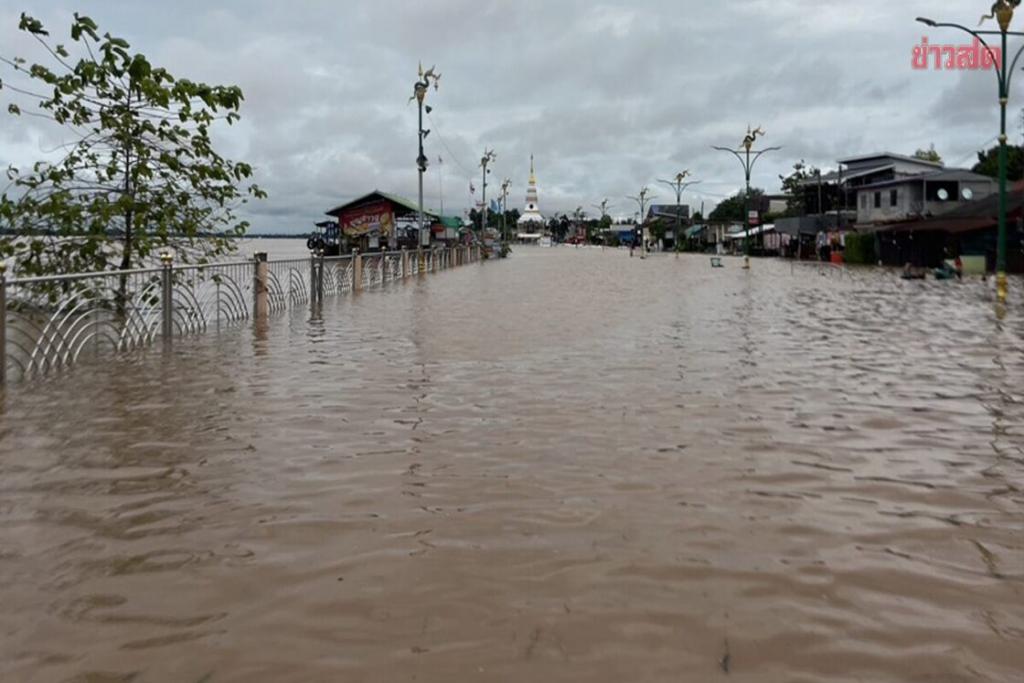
480;149;496;241
411;63;441;249
658;170;701;252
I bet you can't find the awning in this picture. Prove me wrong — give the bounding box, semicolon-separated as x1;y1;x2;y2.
724;224;776;240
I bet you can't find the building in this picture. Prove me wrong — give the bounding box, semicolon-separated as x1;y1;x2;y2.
776;152;994;260
644;204;690;250
517;155;545;231
853;169;995;225
873;180;1024;272
325;190;443;253
787;152;946;224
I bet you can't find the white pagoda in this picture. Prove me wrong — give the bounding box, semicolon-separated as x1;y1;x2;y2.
517;155;545;228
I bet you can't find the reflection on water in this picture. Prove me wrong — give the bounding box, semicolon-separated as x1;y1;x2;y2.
1;250;1022;682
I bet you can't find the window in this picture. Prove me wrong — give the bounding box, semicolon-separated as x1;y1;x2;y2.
874;192;881;208
890;189;898;207
860;194;867;210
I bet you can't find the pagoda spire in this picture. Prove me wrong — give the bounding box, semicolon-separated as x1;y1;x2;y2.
518;154;544;227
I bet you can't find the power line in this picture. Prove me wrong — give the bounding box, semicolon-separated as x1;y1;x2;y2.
425;111;476;179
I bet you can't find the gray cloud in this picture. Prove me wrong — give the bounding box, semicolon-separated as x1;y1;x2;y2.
0;0;1016;231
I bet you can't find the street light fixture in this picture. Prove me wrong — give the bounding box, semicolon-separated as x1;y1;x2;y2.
627;186;655;257
411;63;441;249
916;3;1024;304
500;178;512;243
658;170;702;252
591;198;613;219
713;126;781;266
480;148;496;241
592;199;614;246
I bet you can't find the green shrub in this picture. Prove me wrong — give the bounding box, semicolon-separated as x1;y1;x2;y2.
844;232;877;264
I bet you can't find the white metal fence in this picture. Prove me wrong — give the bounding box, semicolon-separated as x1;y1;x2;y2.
0;245;480;385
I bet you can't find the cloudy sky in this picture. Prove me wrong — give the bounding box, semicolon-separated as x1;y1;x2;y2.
0;0;1015;231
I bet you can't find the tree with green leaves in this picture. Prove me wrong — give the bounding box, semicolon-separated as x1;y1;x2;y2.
708;188;765;222
972;144;1024;182
0;12;265;277
913;145;942;164
778;160;820;217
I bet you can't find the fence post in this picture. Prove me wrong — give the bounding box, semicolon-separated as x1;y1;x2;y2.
309;250;318;308
353;250;363;291
254;252;269;321
401;247;408;278
417;247;424;274
0;263;6;386
160;251;174;346
318;250;325;300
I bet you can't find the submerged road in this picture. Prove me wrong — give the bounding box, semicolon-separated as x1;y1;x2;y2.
2;249;1023;682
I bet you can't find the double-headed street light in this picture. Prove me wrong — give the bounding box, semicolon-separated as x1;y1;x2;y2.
411;63;441;248
591;198;613;218
713;126;781;263
658;170;702;251
627;186;655;256
499;179;512;242
480;149;496;240
917;3;1024;304
592;199;613;246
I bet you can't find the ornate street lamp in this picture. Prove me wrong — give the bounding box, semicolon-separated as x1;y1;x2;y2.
627;186;655;257
411;63;441;248
500;178;512;243
658;170;702;252
592;199;613;246
713;126;781;265
917;2;1024;304
479;149;496;241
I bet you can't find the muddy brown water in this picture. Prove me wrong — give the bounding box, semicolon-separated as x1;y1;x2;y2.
2;249;1023;682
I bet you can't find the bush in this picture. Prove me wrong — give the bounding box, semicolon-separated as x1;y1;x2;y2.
844;232;877;264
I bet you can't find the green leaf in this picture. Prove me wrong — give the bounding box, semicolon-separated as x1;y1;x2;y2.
128;54;151;82
7;104;21;116
18;13;49;36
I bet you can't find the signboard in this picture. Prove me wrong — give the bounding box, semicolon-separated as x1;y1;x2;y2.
748;210;760;226
341;200;395;237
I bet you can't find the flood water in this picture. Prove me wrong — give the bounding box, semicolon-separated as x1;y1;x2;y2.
2;249;1023;682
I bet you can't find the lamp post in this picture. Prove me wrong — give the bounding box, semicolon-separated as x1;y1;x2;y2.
713;126;781;265
658;171;702;251
627;186;655;257
500;178;512;243
411;63;441;249
917;4;1024;304
480;149;496;242
592;198;613;245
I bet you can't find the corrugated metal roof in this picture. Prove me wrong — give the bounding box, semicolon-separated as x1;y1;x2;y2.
854;169;994;191
838;152;944;169
326;190;440;219
798;165;895;186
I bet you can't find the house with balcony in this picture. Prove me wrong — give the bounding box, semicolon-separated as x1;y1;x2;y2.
775;152;995;259
853;169;996;226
